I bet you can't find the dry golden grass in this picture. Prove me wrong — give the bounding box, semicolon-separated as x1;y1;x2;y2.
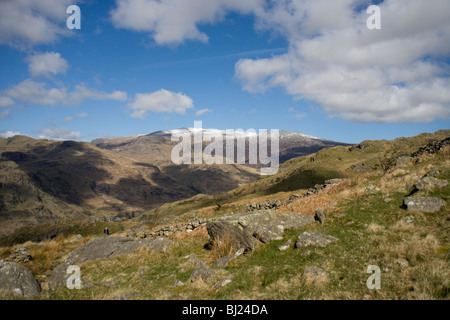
207;233;238;264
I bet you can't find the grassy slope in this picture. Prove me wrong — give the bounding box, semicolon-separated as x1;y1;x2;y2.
1;130;449;300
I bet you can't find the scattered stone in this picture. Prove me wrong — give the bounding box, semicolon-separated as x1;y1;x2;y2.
212;276;235;291
212;249;244;268
190;267;215;283
348;162;372;172
10;247;32;263
171;279;185;287
295;231;338;249
403;196;446;213
183;253;207;269
396;259;409;268
278;239;292;251
314;208;326;224
365;185;382;195
383;198;393;203
289;194;300;202
0;260;41;297
302;266;328;283
207;210;315;252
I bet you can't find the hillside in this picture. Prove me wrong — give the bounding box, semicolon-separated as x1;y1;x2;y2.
0;135;258;236
0;129;448;300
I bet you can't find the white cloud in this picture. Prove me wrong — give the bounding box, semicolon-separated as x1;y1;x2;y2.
63;116;74;123
0;0;75;47
128;89;194;118
68;84;127;105
7;79;67;106
6;80;127;106
111;0;263;45
234;0;450;123
196;108;211;116
77;112;88;118
28;52;69;77
0;130;22;138
37;128;82;141
0;96;14;107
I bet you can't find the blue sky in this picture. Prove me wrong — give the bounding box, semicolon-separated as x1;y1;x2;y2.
0;0;449;144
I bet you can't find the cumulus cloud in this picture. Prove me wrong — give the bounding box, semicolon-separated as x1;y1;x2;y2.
5;80;127;107
0;131;23;138
196;108;212;116
234;0;450;123
37;128;82;141
111;0;263;45
0;96;14;108
28;52;69;77
0;0;75;47
128;89;194;118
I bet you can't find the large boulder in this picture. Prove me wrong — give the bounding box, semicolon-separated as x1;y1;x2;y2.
403;196;446;213
413;177;448;191
48;236;173;291
206;210;314;251
0;260;41;298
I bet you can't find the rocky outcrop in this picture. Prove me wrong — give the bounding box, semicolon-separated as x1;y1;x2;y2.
48;236;173;291
413;176;448;191
295;231;339;248
207;210;314;251
403;196;446;213
411;137;450;157
0;260;41;298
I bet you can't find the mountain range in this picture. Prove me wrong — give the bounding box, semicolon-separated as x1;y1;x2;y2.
0;129;349;236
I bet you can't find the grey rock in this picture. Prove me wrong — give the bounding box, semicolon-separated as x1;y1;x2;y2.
365;185;382;195
302;266;328;282
190;267;215;283
212;276;235;290
278;239;292;251
171;279;185;287
207;210;314;251
403;196;446;213
0;259;41;297
314;208;326;224
48;236;173;291
184;253;207;269
295;231;338;248
414;176;448;191
10;247;32;263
